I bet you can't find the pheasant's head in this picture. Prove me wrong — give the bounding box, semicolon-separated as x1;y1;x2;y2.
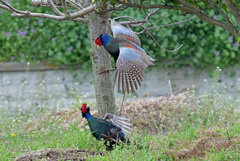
80;103;90;118
95;34;111;46
95;34;103;46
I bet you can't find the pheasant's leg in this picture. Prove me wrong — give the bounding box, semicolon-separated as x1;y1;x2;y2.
119;93;125;116
99;68;115;75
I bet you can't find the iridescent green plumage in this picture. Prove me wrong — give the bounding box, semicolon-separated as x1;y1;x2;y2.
81;104;127;150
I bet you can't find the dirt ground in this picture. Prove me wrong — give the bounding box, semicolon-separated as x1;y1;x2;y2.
15;136;240;160
168;137;240;160
15;149;103;161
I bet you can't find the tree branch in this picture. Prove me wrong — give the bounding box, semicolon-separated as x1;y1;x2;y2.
0;1;97;23
70;4;96;19
47;0;64;16
62;0;70;15
147;15;196;30
0;0;27;14
171;0;239;37
115;8;160;25
222;0;240;27
0;3;11;12
207;0;231;25
11;12;86;23
146;30;183;52
67;0;83;9
114;0;239;37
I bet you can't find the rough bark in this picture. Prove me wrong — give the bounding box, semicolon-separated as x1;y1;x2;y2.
222;0;240;27
87;11;116;118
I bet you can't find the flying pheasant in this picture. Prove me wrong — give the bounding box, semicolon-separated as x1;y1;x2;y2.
95;20;155;94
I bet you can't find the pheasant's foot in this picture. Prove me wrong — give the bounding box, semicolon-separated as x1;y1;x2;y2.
99;68;115;75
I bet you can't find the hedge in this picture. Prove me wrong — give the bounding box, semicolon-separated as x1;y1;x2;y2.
0;1;239;70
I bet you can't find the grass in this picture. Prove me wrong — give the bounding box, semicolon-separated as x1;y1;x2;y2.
1;67;240;160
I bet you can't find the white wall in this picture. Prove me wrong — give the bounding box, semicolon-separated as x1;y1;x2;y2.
0;63;239;113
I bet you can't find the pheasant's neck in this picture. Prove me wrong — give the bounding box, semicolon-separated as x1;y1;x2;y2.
85;113;93;120
102;34;111;46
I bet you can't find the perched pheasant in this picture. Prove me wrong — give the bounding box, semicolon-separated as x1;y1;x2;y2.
80;103;132;150
95;20;155;94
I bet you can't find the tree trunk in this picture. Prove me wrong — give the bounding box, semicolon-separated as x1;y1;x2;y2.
88;11;116;118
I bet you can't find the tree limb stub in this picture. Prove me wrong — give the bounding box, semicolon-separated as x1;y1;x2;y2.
222;0;240;27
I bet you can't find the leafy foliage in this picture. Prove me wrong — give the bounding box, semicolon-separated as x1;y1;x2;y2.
0;0;91;69
114;8;240;68
0;0;239;69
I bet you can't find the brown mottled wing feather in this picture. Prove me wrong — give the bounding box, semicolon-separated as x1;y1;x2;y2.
103;113;133;136
111;20;141;47
115;43;150;94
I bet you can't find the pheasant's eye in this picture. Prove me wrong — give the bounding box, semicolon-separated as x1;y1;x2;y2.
95;38;102;46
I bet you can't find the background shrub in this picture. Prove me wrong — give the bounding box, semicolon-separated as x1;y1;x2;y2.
0;1;239;69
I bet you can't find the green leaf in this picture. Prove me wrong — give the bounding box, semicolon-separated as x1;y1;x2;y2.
237;36;240;43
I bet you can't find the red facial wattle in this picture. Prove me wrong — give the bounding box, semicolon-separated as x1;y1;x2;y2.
95;38;102;46
82;107;87;113
81;103;88;113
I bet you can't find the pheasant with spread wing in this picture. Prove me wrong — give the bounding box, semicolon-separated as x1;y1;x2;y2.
80;103;132;150
95;20;155;94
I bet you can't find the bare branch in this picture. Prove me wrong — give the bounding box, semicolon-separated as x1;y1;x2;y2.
147;15;196;30
149;12;168;26
32;0;51;6
114;0;239;37
62;0;70;15
0;3;11;12
174;0;239;37
67;0;83;9
0;0;27;14
222;0;240;27
146;30;183;52
0;1;96;23
11;12;86;23
207;0;232;26
47;0;64;16
114;0;176;10
70;4;96;19
118;8;160;25
135;13;168;33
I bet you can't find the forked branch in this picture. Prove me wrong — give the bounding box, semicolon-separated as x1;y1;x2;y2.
0;0;96;23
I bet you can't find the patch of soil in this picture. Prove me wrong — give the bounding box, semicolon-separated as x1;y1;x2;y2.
15;148;103;161
168;137;240;160
119;92;197;134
